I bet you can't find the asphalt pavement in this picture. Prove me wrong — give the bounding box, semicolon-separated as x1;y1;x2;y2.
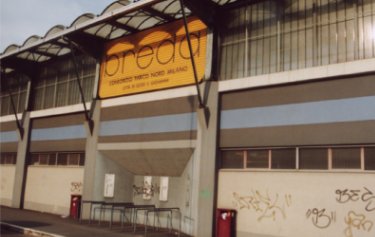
0;206;188;237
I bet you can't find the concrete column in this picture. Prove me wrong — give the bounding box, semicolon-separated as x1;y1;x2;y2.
192;81;219;237
11;112;31;208
81;100;102;218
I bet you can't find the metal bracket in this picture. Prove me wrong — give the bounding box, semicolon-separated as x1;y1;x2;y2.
179;0;210;127
66;39;95;135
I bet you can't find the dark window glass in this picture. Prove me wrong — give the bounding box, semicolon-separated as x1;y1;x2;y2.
332;148;360;169
221;150;244;169
48;154;57;165
271;149;296;169
0;153;17;164
247;150;269;168
299;148;328;170
30;154;39;165
5;154;13;164
79;153;85;166
68;154;80;166
57;153;68;166
39;154;49;165
364;147;375;170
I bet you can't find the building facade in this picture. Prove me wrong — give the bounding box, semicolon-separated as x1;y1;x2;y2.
1;1;374;237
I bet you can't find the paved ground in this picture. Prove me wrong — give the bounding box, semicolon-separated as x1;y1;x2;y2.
0;225;34;237
0;206;187;237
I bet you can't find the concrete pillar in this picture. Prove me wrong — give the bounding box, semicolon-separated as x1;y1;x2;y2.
192;81;219;237
81;100;102;218
11;112;31;208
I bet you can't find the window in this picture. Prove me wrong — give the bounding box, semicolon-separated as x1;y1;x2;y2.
247;149;268;168
0;75;28;116
30;154;40;165
48;155;57;165
0;153;17;165
32;54;96;111
219;0;375;80
220;146;375;171
68;153;80;166
29;152;84;167
271;149;296;169
332;147;361;169
57;153;68;165
364;147;375;170
39;154;49;165
299;148;328;170
221;150;244;168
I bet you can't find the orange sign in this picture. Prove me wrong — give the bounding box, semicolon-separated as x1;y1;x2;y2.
99;17;207;98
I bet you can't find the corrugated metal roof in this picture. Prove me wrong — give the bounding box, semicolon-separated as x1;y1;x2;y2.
0;0;243;72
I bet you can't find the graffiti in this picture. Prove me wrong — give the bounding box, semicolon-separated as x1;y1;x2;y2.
344;211;374;237
336;187;375;212
132;184;160;198
336;189;361;203
232;190;292;222
306;208;336;229
362;188;375;212
70;182;82;193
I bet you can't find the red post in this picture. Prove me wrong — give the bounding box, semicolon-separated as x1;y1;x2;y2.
216;208;236;237
70;195;82;219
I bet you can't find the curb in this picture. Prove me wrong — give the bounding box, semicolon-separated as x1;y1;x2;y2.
0;222;65;237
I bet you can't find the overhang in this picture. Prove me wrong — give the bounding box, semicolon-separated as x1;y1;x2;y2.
98;140;196;176
0;0;246;74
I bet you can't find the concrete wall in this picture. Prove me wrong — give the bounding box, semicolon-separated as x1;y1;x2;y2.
131;154;195;235
217;171;375;237
24;166;84;215
94;152;134;203
0;165;16;206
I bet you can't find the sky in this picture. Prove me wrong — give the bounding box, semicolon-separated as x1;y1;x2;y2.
0;0;117;52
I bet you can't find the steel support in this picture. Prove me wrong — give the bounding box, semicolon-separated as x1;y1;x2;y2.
67;41;94;135
179;0;205;108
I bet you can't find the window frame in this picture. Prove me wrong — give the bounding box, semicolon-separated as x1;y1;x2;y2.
220;145;375;172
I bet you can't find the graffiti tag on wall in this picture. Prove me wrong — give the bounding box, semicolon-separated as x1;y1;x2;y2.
306;208;336;229
132;184;160;198
305;187;375;237
344;211;373;237
70;182;82;193
232;190;292;222
336;187;375;212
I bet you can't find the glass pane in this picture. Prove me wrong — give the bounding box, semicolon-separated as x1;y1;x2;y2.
79;153;85;166
1;96;10;115
271;148;296;169
364;147;375;170
247;149;268;168
299;148;328;170
39;154;49;165
56;81;68;107
44;85;55;109
5;154;14;164
57;153;68;165
332;147;361;169
48;154;57;165
68;153;80;166
221;150;244;169
30;154;39;165
68;80;80;105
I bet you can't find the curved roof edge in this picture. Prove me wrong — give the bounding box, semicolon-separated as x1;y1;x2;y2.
3;44;21;54
101;0;130;15
0;0;128;56
70;13;96;28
